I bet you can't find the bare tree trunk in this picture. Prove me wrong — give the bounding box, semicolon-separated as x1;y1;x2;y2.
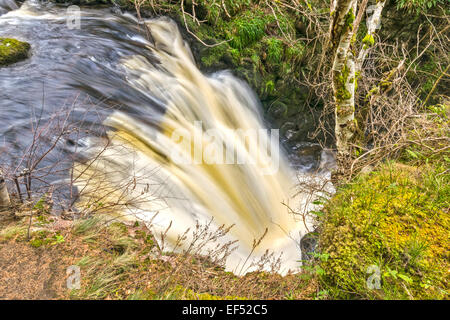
0;171;11;212
330;0;386;154
330;0;358;154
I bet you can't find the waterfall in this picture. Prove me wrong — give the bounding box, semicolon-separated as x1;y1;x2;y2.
0;2;326;275
74;18;311;275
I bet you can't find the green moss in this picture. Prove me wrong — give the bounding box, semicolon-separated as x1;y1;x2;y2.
318;163;449;299
29;230;65;248
0;38;31;66
285;41;305;62
30;239;44;248
226;10;267;50
250;53;260;65
108;222;129;236
335;63;352;101
265;80;275;95
201;46;226;67
200;44;240;69
344;8;355;31
127;289;156;300
362;34;375;49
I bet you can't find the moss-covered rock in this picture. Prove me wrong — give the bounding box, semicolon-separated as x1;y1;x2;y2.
318;162;449;299
0;38;31;66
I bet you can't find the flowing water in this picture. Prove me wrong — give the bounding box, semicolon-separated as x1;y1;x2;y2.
0;1;333;274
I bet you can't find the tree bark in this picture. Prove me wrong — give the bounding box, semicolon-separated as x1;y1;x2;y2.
330;0;358;153
330;0;386;154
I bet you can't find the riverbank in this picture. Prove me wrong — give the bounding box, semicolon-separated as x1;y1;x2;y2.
0;213;317;299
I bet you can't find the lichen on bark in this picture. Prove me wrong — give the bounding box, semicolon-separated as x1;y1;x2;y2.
330;0;358;153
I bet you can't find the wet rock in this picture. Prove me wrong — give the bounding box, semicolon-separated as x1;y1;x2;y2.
289;142;322;171
0;172;11;213
300;230;319;261
280;121;296;136
268;101;288;119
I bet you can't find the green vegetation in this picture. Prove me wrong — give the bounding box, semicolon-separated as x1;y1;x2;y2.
0;38;30;66
344;8;355;31
0;212;317;299
226;10;267;50
160;285;248;300
317;107;450;299
335;63;353;102
318;163;449;299
362;34;375;49
264;38;284;65
395;0;445;14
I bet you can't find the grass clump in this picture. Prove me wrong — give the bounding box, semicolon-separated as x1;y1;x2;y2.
0;224;28;241
264;37;284;65
225;10;268;50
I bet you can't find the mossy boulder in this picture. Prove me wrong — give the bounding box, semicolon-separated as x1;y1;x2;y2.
0;38;31;66
318;162;449;299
